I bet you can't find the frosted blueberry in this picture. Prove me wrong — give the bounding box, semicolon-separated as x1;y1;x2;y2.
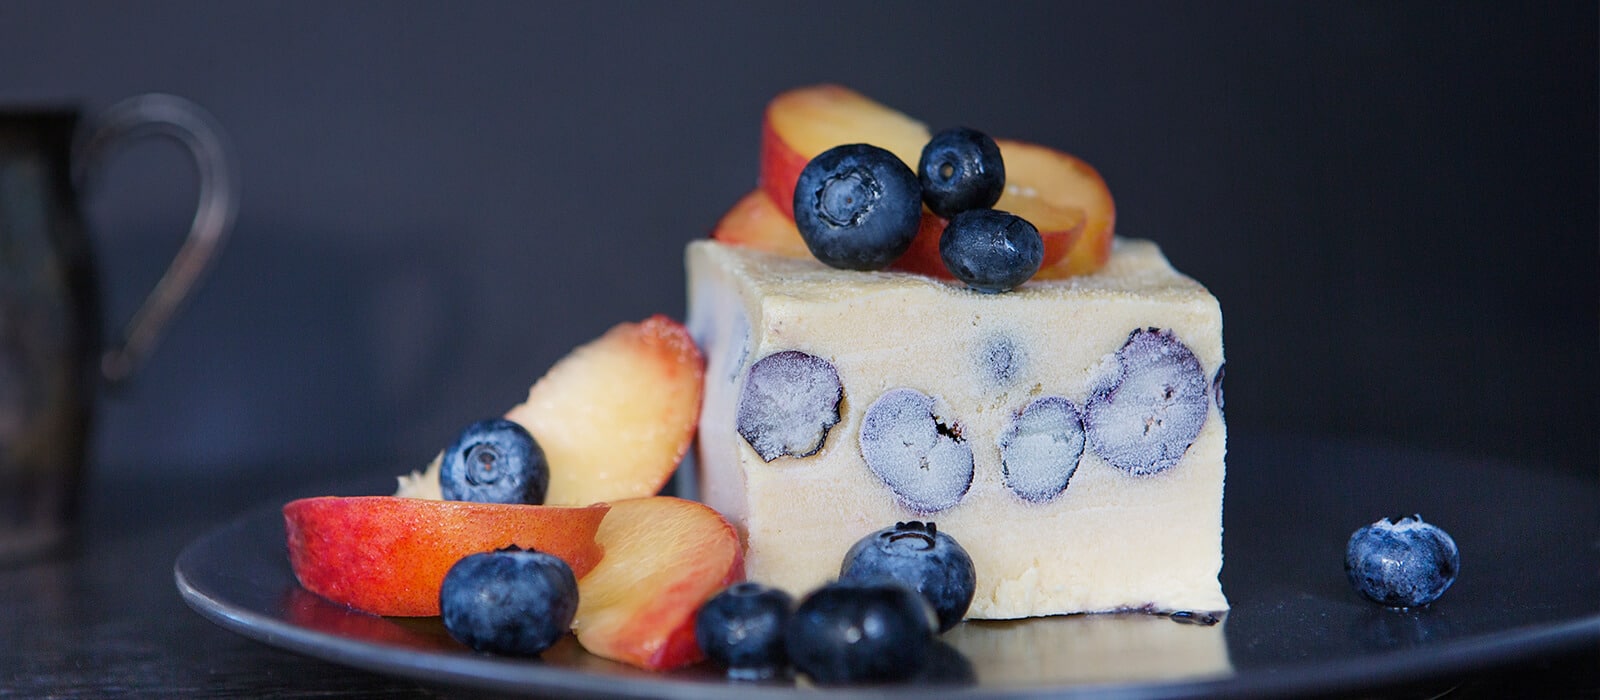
1084;328;1210;476
977;335;1025;386
839;521;976;633
999;396;1085;502
1346;515;1460;608
859;388;973;513
737;351;843;461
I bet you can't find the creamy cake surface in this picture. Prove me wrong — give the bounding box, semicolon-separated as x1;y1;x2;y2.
686;237;1227;619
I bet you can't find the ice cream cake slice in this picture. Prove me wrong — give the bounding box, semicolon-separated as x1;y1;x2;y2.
686;237;1227;620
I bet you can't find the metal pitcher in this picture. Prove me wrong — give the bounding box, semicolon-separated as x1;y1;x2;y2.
0;94;237;562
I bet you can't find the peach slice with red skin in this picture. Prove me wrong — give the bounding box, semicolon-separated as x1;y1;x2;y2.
759;84;928;221
572;496;743;671
283;496;609;617
710;190;812;259
754;84;1115;278
504;315;704;507
995;139;1116;278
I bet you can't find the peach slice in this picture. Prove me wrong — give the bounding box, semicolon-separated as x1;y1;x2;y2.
995;139;1116;279
756;84;1113;277
710;189;811;259
504;315;705;506
759;84;928;220
572;496;743;671
283;496;608;617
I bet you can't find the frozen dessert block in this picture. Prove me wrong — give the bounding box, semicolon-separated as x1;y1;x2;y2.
686;238;1227;619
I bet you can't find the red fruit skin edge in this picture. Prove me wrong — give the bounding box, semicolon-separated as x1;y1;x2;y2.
631;314;706;497
640;543;746;671
758;116;807;220
283;497;606;617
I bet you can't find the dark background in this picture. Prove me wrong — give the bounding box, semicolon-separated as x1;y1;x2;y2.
2;1;1595;481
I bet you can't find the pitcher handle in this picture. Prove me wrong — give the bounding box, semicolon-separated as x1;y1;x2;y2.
73;94;239;385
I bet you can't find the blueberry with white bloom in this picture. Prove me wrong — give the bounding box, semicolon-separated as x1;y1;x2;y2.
1345;514;1459;608
839;521;975;633
440;418;548;504
439;546;577;656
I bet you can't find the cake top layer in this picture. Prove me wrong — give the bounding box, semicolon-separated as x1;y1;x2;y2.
688;237;1212;305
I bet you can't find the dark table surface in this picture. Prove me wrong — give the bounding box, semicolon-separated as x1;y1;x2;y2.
5;436;1598;699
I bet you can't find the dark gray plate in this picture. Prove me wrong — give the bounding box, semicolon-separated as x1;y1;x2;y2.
175;435;1599;698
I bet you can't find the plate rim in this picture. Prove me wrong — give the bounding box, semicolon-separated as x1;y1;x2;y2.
174;498;1600;699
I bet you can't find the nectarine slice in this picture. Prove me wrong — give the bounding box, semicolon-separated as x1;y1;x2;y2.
710;189;811;259
760;84;929;219
504;315;705;506
284;496;608;617
996;139;1116;279
572;497;743;671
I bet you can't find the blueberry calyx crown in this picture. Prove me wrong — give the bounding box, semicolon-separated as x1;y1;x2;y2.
816;168;883;228
465;443;508;485
884;521;937;550
439;417;549;505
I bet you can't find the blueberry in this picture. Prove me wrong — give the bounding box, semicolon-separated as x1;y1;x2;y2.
939;209;1043;293
999;396;1085;502
694;582;794;680
438;546;577;656
1345;515;1460;608
439;418;548;504
918;127;1005;218
785;580;936;685
792;143;922;271
858;388;973;513
1083;328;1210;476
736;351;843;461
839;521;976;633
977;335;1025;386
